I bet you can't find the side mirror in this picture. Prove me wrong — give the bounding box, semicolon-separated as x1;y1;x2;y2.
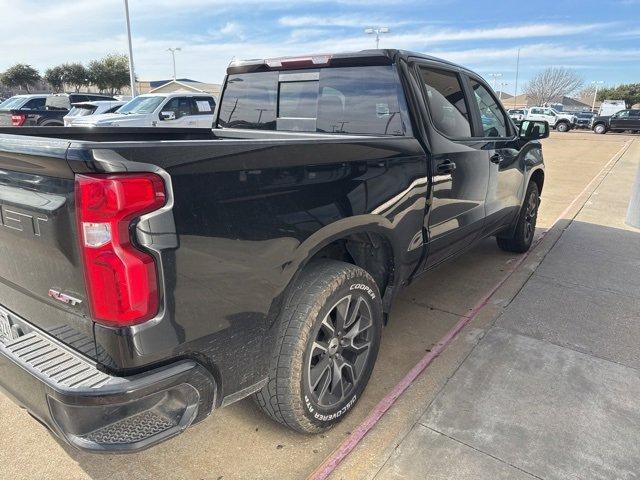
160;111;176;121
519;120;549;140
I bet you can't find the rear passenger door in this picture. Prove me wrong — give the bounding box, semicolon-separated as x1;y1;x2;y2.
415;63;490;268
466;76;524;233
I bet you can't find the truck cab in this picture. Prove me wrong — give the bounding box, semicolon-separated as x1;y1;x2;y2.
0;49;548;452
526;107;576;132
592;109;640;134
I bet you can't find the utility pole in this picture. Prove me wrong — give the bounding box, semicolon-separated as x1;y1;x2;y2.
167;47;181;81
364;27;390;49
591;80;604;113
123;0;137;97
513;48;521;109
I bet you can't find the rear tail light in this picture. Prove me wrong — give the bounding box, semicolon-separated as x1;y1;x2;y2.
76;173;166;327
11;114;26;126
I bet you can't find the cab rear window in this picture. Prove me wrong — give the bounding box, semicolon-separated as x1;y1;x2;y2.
218;65;410;136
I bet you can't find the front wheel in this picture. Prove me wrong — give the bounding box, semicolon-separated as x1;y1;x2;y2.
593;124;607;134
556;122;570;133
497;181;539;253
254;260;383;433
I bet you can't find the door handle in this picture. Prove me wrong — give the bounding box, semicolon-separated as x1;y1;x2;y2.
436;160;456;174
490;153;503;164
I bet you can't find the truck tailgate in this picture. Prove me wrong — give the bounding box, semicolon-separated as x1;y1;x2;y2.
0;134;95;357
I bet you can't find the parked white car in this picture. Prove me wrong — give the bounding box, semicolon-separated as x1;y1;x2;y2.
71;92;216;128
525;107;576;132
63;101;126;126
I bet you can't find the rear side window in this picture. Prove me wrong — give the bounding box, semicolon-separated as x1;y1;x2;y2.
469;79;508;137
419;67;471;138
23;98;46;110
46;96;71;111
192;96;215;114
218;65;409;136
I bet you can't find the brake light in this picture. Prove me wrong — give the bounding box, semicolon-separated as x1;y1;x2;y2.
76;173;166;326
11;114;26;126
266;55;332;69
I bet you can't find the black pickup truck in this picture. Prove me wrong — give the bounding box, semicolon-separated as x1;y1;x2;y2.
0;92;116;127
0;49;548;453
592;109;640;134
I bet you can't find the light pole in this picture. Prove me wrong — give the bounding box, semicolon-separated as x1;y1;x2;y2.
591;80;604;113
123;0;137;97
167;47;181;81
488;73;503;91
497;82;509;101
364;27;390;49
513;48;521;109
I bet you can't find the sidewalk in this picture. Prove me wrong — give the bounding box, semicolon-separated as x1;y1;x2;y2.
374;138;640;480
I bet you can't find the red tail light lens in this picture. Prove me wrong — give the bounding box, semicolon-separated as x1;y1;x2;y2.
76;173;166;326
11;114;26;126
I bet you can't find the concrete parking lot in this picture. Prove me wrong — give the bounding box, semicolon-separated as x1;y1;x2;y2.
0;131;636;480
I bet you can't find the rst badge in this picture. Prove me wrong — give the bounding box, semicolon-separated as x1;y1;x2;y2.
48;289;82;307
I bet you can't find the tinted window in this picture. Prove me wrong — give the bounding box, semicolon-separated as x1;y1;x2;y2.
419;67;471;138
218;66;408;135
164;97;192;118
45;96;71;111
106;105;122;113
192;97;215;114
219;72;277;130
316;66;407;135
70;95;90;103
279;81;318;118
22;98;46;110
630;110;640;118
469;79;508;137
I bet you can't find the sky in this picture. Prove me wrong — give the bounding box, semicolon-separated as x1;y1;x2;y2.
2;0;639;95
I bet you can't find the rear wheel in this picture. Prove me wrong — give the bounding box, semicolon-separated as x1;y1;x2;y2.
593;124;607;134
497;181;539;253
254;260;382;433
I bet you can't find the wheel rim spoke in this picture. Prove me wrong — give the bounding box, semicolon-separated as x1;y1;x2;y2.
310;356;331;390
333;295;351;332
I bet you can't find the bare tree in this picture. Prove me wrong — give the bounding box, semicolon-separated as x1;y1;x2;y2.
577;85;598;105
524;67;584;106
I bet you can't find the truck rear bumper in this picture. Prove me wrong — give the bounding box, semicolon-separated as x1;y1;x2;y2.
0;306;216;453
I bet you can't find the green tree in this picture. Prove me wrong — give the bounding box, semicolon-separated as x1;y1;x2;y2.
62;63;89;92
44;65;66;92
597;83;640;107
88;54;130;94
0;64;41;93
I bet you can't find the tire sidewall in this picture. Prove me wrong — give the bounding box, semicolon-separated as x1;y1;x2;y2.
300;271;382;430
594;124;606;134
556;122;569;132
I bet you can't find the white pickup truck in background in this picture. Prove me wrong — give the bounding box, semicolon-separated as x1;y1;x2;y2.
71;92;216;128
525;107;577;132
